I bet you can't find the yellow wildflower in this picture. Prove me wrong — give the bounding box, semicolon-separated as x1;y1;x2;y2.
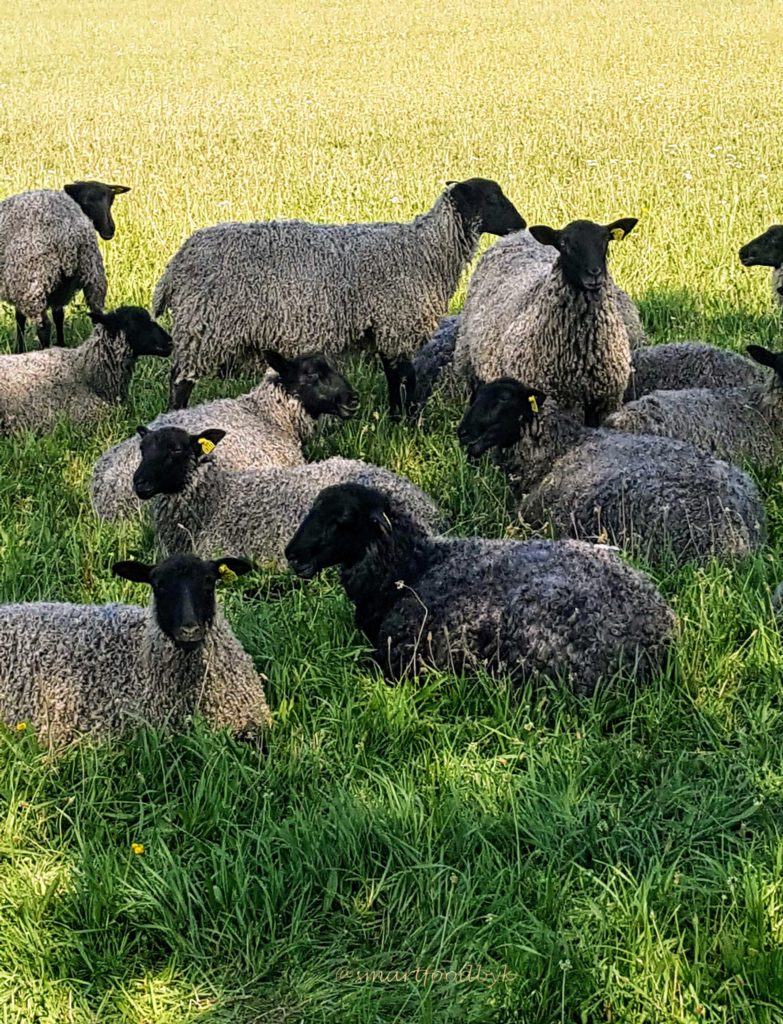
131;843;145;856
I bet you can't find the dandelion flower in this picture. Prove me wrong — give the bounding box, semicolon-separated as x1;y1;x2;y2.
131;843;145;856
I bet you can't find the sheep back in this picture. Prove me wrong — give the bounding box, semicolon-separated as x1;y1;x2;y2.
626;343;764;401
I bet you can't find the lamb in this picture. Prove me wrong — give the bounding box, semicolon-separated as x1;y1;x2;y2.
457;378;765;566
0;553;271;749
625;342;763;400
739;225;783;311
284;482;675;695
90;349;358;522
152;178;525;416
0;181;130;352
606;344;783;467
452;219;640;425
132;425;444;566
0;306;171;435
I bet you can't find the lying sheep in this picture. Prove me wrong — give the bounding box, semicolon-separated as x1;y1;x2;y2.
0;553;271;749
284;482;675;695
607;344;783;467
153;178;525;415
0;306;171;435
91;349;358;522
625;342;763;400
457;378;765;566
133;425;444;566
453;219;640;425
0;181;130;352
739;225;783;311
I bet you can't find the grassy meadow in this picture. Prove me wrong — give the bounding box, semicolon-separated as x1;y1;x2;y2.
2;0;783;1020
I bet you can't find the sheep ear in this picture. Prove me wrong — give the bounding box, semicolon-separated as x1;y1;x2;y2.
110;184;130;195
263;350;292;377
88;310;106;326
211;557;253;583
369;506;393;536
136;425;149;438
528;225;561;249
191;429;226;456
606;218;638;241
113;560;152;583
747;345;783;377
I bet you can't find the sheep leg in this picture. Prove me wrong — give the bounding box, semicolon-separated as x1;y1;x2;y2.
169;366;195;410
35;314;51;350
381;354;417;421
52;307;65;346
14;311;26;353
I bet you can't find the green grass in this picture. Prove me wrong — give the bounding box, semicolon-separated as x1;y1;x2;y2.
2;0;783;1020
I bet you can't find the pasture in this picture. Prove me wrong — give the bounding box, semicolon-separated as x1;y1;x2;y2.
2;0;783;1020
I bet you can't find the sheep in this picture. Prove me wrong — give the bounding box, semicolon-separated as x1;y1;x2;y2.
453;219;640;425
152;178;525;416
606;344;783;467
739;225;783;311
90;349;358;522
0;181;130;352
0;306;171;435
457;378;765;566
284;482;675;695
625;342;763;400
410;314;461;410
0;553;271;749
132;425;444;566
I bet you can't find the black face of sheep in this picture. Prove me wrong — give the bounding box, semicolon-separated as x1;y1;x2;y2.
447;178;526;237
528;218;638;297
739;226;783;270
286;483;392;578
133;426;226;499
113;553;252;650
63;180;130;240
747;344;783;383
263;350;359;420
89;306;173;357
457;378;547;459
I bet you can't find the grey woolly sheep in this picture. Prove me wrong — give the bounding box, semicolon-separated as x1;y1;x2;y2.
0;553;271;749
133;425;444;566
285;482;675;695
0;181;130;352
607;343;783;467
453;219;641;425
0;306;171;435
153;178;525;416
410;313;460;409
625;342;764;400
739;226;783;312
90;349;358;522
457;378;765;566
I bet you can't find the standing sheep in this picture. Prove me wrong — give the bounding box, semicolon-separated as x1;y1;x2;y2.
0;181;130;352
625;342;763;400
153;178;525;416
739;226;783;311
607;344;783;467
457;378;765;566
132;426;444;565
90;349;358;522
453;218;640;425
0;306;171;434
284;482;675;695
0;553;271;749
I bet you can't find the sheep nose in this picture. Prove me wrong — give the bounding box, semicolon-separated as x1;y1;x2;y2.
133;479;156;499
176;623;203;643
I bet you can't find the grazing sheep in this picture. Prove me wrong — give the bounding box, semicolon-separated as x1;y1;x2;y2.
91;349;358;522
0;554;271;749
133;426;444;565
453;219;640;425
153;178;525;415
607;344;783;467
0;306;171;435
0;181;130;352
457;378;765;566
625;342;763;400
739;225;783;311
284;482;675;694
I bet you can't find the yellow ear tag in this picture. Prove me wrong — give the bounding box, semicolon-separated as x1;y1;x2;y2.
528;395;539;414
198;437;215;455
218;564;238;584
611;228;625;241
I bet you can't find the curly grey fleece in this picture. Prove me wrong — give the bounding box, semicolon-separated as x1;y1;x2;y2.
411;314;460;408
453;230;640;417
0;602;271;748
625;342;763;401
153;455;444;566
338;503;674;696
500;407;765;565
91;370;318;521
155;187;485;388
607;373;783;467
0;322;146;434
0;189;106;325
